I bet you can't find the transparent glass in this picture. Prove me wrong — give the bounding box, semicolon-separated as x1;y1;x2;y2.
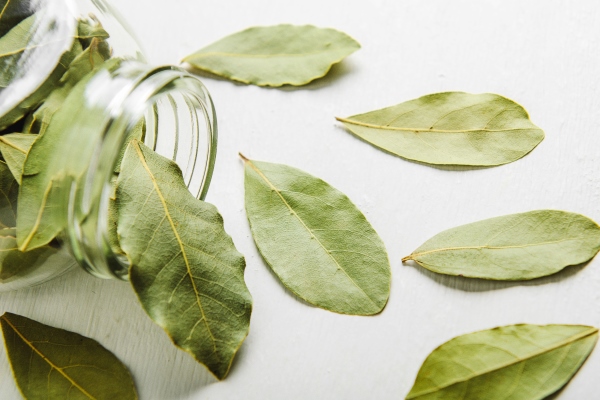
0;0;217;290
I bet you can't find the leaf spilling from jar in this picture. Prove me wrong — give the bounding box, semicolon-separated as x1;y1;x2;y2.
0;161;73;282
0;312;138;399
241;155;390;315
336;92;544;167
0;12;111;131
0;133;36;182
406;324;598;399
402;210;600;280
183;24;360;87
115;140;252;380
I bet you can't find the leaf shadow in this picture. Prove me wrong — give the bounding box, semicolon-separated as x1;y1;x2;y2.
182;61;355;91
333;124;500;172
404;260;590;293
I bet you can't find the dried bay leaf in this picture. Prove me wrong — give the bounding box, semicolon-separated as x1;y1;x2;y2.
0;14;82;130
183;24;360;87
337;92;544;166
403;210;600;280
241;155;390;315
17;59;122;251
1;312;138;399
116;140;252;380
25;37;111;135
406;324;598;400
0;133;36;182
0;161;71;281
0;161;18;228
0;0;34;37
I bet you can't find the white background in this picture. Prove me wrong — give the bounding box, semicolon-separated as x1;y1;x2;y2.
2;0;600;398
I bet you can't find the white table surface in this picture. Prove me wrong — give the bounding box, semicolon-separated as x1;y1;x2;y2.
2;0;600;398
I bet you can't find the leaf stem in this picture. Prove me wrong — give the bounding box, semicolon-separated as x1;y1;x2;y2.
238;152;250;162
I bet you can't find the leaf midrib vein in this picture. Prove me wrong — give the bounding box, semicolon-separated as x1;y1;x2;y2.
404;237;584;261
407;327;599;399
336;116;538;134
132;141;218;352
188;49;334;59
1;316;97;399
244;158;379;308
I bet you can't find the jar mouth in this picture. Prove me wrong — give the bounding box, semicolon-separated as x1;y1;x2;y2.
67;62;218;280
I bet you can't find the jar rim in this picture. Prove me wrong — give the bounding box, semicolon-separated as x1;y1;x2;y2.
67;61;218;280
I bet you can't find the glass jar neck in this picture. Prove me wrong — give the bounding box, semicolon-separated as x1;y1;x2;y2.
65;60;217;280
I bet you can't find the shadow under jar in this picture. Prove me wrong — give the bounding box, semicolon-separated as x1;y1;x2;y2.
0;0;217;291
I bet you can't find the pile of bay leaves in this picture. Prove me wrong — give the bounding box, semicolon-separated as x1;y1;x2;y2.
0;7;598;400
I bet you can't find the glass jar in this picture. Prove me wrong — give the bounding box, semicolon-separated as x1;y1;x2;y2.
0;0;217;291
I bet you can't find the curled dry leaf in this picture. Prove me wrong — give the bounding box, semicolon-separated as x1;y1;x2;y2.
403;210;600;280
337;92;544;167
407;324;598;400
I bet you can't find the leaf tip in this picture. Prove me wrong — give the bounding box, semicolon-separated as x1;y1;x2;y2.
238;152;250;162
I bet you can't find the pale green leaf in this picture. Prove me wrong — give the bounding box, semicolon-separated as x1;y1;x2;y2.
17;59;121;251
183;24;360;87
76;17;110;49
116;140;252;380
25;36;111;135
337;92;544;166
242;155;390;315
0;228;69;282
0;15;82;129
406;324;598;400
0;133;36;182
1;312;138;399
0;161;17;228
403;210;600;280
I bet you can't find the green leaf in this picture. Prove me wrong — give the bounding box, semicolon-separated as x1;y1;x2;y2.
0;133;36;182
116;140;252;380
0;15;82;130
17;59;121;251
0;0;34;37
25;36;111;135
1;312;138;399
403;210;600;280
0;161;18;228
241;155;390;315
183;24;360;87
406;324;598;400
336;92;544;166
0;164;65;282
76;17;110;49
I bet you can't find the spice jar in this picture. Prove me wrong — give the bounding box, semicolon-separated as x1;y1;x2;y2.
0;0;217;291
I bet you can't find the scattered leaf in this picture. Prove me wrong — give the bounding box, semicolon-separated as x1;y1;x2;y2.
116;140;252;380
241;155;390;315
0;133;36;182
402;210;600;280
183;24;360;87
1;312;138;399
406;324;598;400
337;92;544;166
